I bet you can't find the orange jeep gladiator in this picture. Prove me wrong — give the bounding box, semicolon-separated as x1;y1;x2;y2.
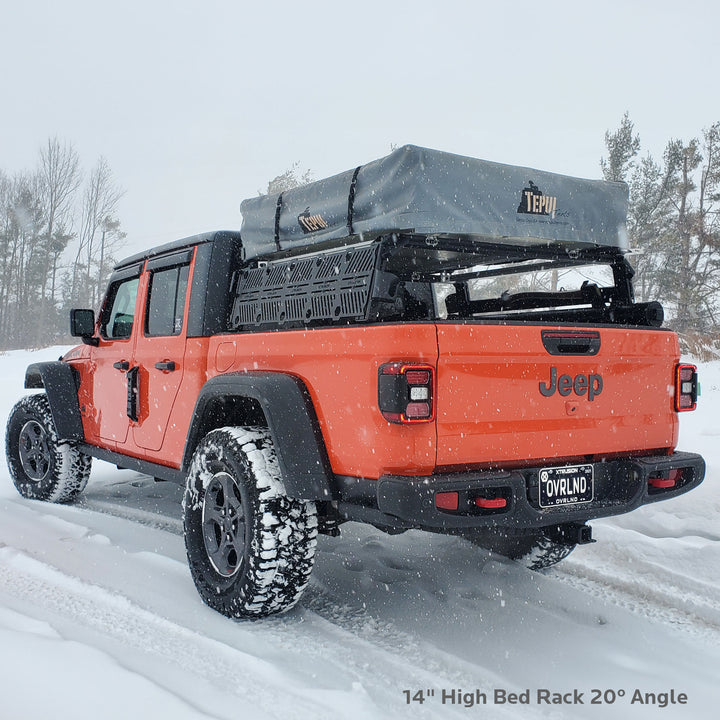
6;145;705;618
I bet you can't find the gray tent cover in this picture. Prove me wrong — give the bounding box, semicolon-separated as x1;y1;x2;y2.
239;145;628;260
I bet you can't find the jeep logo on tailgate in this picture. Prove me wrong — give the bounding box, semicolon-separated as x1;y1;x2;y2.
539;367;603;401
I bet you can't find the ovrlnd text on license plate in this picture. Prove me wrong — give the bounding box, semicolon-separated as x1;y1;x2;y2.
538;464;594;508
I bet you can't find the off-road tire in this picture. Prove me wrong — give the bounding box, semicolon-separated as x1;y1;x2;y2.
183;426;318;619
5;394;92;503
464;527;575;570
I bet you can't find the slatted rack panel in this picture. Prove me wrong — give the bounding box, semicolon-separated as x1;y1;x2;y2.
230;244;379;330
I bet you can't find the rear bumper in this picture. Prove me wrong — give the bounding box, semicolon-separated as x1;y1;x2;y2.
337;451;705;532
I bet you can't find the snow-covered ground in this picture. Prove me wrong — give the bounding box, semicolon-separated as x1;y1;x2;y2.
1;347;718;720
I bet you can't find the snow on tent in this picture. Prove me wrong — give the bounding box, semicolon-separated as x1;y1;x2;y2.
239;144;629;261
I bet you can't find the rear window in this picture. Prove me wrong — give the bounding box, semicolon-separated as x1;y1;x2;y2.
145;264;190;336
434;262;618;321
466;263;614;303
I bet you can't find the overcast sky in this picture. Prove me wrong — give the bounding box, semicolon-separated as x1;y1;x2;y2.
2;0;719;257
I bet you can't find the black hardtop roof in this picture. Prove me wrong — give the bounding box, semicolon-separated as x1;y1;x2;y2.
114;230;242;270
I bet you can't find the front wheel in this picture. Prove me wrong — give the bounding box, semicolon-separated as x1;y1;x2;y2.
5;394;91;503
183;426;318;619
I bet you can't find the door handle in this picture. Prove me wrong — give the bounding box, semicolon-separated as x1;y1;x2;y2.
154;361;176;372
113;361;129;371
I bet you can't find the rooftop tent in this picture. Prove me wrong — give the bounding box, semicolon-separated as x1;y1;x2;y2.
239;145;629;261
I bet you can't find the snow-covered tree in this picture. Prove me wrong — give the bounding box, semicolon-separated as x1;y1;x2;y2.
602;116;720;350
261;162;313;195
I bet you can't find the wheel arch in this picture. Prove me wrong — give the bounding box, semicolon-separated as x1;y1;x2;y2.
24;362;85;442
182;372;335;501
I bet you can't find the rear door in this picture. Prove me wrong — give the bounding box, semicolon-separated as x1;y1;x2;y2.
131;249;193;452
435;323;679;469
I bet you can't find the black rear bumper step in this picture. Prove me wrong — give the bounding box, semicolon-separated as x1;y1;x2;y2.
336;451;705;532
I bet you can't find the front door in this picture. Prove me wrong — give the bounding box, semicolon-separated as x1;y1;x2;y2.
91;268;142;446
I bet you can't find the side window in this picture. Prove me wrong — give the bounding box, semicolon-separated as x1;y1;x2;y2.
145;264;190;337
101;277;140;340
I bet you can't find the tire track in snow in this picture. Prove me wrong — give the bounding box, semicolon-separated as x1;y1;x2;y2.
53;488;545;716
19;484;720;717
0;547;350;720
552;558;720;642
0;499;542;720
78;497;184;534
296;587;547;720
26;486;719;714
63;491;547;710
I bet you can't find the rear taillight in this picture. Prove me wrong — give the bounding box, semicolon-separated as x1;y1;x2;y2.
435;491;459;510
378;362;435;423
675;364;698;412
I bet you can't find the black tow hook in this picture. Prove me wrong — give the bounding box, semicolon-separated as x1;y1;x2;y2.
545;522;595;546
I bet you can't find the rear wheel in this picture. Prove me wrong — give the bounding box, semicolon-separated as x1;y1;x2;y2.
464;526;575;570
183;426;318;618
5;394;91;503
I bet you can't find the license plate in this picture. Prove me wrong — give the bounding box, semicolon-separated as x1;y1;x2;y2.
538;464;594;508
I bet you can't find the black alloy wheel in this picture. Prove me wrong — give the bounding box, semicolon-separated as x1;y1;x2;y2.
201;471;246;578
18;420;52;481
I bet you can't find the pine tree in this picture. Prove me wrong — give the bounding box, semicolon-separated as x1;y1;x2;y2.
602;116;720;350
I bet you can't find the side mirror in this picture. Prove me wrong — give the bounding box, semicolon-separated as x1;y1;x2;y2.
70;309;99;346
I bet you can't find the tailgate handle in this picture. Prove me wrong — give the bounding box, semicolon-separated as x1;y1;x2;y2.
542;330;600;356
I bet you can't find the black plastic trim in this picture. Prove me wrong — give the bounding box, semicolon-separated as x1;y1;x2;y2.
274;193;283;251
24;362;85;442
542;329;600;356
187;232;243;337
433;317;674;331
182;372;335;500
335;452;705;532
186;242;213;337
230;243;378;331
108;262;144;284
346;165;362;235
217;317;676;338
146;248;194;272
126;366;139;421
80;444;185;483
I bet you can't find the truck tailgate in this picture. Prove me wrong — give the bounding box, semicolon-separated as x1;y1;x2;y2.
435;323;679;469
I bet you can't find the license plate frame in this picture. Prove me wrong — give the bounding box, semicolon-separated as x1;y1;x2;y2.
538;464;594;508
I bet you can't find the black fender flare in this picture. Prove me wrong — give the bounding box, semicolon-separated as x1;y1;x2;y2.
182;372;335;501
24;362;85;442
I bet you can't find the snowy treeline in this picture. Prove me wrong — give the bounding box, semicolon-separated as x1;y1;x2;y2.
2;124;720;353
602;114;720;356
0;138;124;350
